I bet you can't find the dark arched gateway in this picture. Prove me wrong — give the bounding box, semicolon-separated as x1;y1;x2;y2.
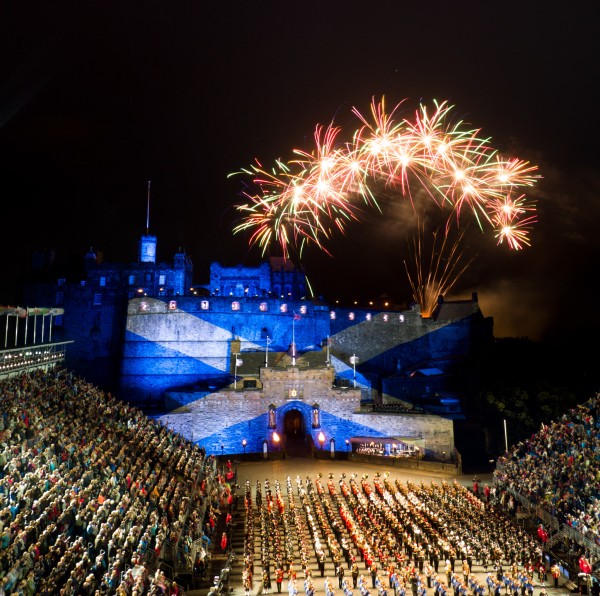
283;408;310;456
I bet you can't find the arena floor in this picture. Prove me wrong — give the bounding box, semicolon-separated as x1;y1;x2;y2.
187;457;576;596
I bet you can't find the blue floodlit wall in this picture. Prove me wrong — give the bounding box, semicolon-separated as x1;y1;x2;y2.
196;401;390;455
153;391;455;458
121;297;480;402
120;296;331;401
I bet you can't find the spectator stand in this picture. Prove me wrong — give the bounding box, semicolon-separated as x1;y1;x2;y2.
144;456;216;585
493;395;600;587
0;366;223;595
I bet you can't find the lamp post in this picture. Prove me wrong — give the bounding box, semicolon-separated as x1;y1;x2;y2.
291;315;297;366
350;354;358;387
265;336;270;368
242;439;247;454
442;450;446;471
233;353;243;389
318;431;325;451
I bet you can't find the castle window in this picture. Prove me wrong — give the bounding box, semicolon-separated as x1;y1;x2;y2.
366;313;372;321
330;311;336;320
268;405;276;429
93;293;102;306
312;404;321;428
99;276;106;287
128;274;136;285
348;312;355;321
57;278;65;286
201;300;209;310
55;291;64;305
168;300;177;311
259;302;268;312
299;305;307;315
80;280;86;287
279;303;287;313
140;301;149;312
399;314;405;323
383;314;389;322
159;274;166;286
232;301;240;311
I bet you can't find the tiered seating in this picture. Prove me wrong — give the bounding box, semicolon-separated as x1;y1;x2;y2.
0;367;223;595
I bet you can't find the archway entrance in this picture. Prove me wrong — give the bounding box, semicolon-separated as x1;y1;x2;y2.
283;409;310;457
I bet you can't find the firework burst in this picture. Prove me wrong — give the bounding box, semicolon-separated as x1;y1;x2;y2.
231;96;541;258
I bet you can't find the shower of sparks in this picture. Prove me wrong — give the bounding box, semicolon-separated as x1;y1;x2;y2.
404;223;476;318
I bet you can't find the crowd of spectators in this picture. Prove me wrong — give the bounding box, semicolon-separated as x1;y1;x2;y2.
493;395;600;547
0;367;225;595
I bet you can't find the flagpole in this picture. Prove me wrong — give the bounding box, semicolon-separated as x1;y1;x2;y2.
326;335;330;365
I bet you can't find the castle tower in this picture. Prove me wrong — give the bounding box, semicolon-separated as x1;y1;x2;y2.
139;180;157;264
139;234;157;264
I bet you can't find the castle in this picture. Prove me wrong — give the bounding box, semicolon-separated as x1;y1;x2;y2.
21;229;493;458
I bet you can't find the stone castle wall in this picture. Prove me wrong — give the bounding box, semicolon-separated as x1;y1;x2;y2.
160;389;454;458
120;296;476;401
160;364;455;458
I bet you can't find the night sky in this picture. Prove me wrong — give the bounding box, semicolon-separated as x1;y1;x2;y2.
1;2;598;343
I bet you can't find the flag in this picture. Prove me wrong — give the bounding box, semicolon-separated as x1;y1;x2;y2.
27;307;52;316
1;306;27;317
